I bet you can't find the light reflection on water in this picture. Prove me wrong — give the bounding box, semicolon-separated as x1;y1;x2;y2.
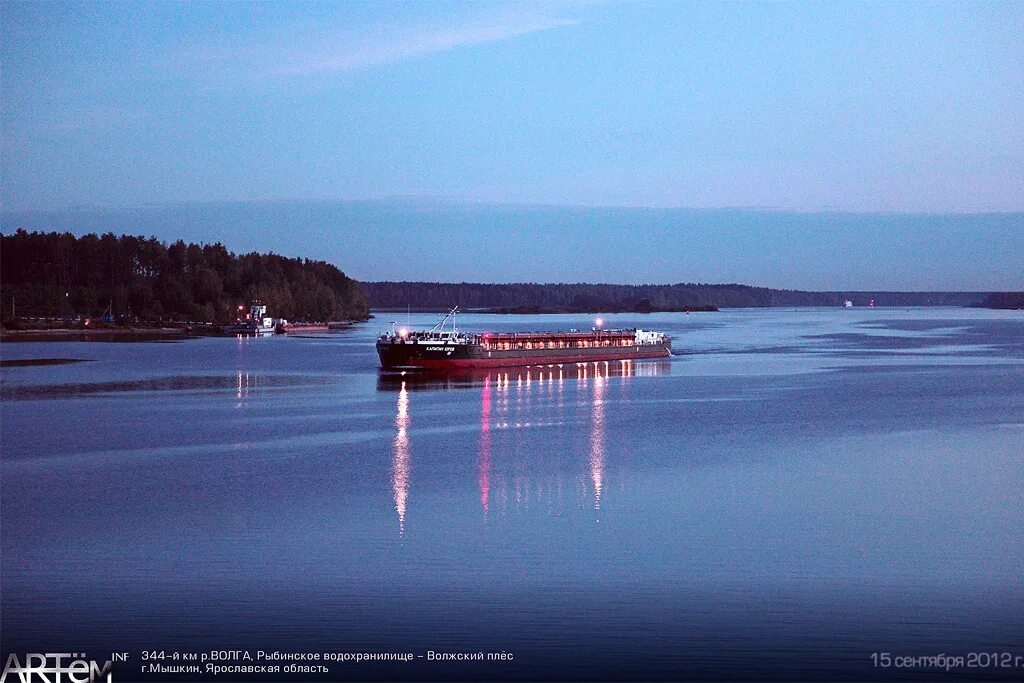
375;357;671;391
479;378;491;518
392;381;411;536
0;372;322;400
388;360;643;533
589;366;606;516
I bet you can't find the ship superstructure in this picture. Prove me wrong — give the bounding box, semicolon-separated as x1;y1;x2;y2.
223;302;277;335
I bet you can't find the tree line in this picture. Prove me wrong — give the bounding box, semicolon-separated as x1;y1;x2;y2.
361;281;992;311
979;292;1024;309
1;229;369;324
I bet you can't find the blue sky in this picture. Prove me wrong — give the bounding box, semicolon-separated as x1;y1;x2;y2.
2;1;1022;288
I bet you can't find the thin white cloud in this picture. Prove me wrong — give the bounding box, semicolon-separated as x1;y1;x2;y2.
175;8;579;85
273;12;578;77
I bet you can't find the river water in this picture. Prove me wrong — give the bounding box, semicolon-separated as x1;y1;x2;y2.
1;308;1022;681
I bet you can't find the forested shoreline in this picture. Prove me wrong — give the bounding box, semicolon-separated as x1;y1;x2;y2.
361;281;993;311
1;230;1012;332
1;230;369;325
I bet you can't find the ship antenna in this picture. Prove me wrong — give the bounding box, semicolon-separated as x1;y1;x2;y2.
429;305;460;335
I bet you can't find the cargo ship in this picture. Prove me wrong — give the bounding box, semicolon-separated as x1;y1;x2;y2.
376;307;671;369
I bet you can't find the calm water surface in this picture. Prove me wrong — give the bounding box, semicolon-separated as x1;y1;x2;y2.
2;308;1022;681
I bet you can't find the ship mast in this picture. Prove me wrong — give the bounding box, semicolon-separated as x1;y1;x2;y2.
429;306;460;336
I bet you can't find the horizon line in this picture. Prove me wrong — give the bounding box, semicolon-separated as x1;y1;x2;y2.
3;197;1023;218
359;280;1012;294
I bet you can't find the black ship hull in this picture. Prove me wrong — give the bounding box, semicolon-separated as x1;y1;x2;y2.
376;339;671;369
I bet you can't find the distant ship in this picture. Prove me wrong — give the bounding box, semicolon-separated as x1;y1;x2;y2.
376;307;671;369
844;300;853;307
223;302;277;335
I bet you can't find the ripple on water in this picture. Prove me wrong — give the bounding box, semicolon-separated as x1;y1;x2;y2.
1;373;334;400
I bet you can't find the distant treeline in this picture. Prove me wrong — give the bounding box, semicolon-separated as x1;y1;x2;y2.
361;281;992;311
979;292;1024;309
1;229;369;323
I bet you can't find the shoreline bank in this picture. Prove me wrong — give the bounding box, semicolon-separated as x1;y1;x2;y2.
0;317;370;342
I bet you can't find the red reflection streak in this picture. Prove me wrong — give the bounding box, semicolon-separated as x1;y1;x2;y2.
590;364;607;516
479;377;492;518
392;382;410;536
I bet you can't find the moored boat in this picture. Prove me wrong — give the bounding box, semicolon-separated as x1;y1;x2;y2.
223;302;277;335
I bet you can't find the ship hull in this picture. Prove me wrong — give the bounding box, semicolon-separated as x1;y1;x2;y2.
377;340;671;369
